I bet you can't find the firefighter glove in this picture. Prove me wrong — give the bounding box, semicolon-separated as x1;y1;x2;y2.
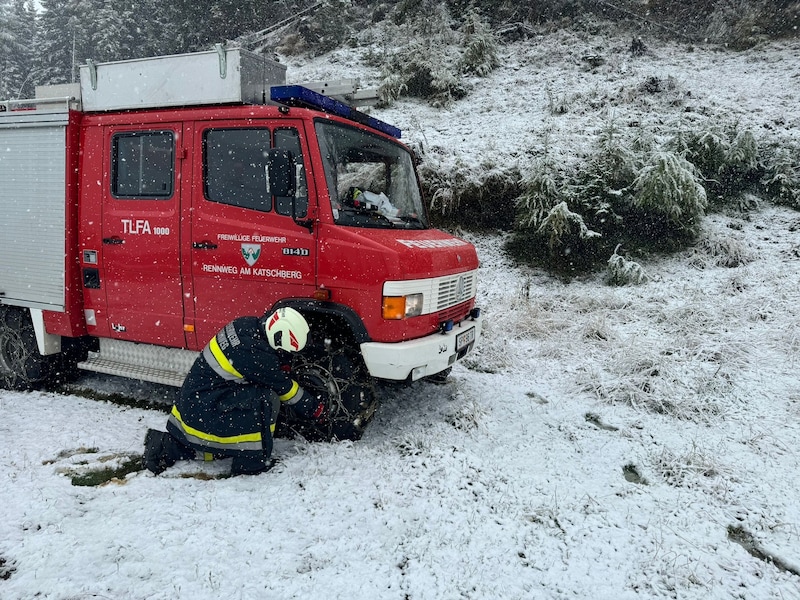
293;389;327;422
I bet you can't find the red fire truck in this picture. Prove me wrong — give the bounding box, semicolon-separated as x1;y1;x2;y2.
0;47;482;439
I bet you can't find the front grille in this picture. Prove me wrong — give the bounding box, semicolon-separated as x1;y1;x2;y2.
436;301;472;324
436;272;477;311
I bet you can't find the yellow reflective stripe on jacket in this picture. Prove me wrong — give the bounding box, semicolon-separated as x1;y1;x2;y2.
278;380;300;403
170;405;261;445
208;335;244;379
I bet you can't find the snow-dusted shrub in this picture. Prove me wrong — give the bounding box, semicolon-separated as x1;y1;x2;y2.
539;202;601;253
762;145;800;209
668;121;762;206
606;245;648;286
571;119;639;238
511;121;645;274
419;153;520;229
515;159;562;230
668;126;729;179
378;46;468;107
726;128;760;173
630;151;708;242
694;231;756;268
511;201;604;273
508;201;602;274
293;0;357;55
644;0;799;43
276;33;307;56
459;10;500;77
706;1;762;48
378;2;468;107
445;0;592;25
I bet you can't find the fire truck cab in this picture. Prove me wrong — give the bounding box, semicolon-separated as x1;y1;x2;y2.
0;47;482;438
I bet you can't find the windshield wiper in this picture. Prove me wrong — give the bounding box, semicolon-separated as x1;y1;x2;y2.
397;214;425;228
341;207;395;227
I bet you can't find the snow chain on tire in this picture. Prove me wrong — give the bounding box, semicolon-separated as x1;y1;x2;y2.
0;306;52;390
284;337;378;442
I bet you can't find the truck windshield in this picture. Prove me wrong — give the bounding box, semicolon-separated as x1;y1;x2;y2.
316;120;428;229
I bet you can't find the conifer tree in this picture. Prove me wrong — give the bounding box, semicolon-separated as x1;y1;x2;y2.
0;0;36;98
32;0;79;84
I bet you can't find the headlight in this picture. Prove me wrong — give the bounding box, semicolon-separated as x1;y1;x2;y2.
382;293;423;319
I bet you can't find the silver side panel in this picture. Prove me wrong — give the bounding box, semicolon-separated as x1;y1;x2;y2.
0;110;69;311
79;47;286;111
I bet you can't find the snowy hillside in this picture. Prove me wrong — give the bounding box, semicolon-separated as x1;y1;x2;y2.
287;26;800;182
2;28;800;600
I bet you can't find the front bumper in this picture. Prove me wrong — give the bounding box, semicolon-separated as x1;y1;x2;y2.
360;312;482;381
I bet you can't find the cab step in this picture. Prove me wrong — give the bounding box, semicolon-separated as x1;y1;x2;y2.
77;338;198;387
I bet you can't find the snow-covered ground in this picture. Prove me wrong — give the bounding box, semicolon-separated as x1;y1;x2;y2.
2;29;800;600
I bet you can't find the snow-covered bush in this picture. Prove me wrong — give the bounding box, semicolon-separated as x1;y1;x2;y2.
704;0;800;48
668;125;729;180
571;118;640;238
726;128;760;174
533;202;602;272
668;121;762;207
508;200;602;275
630;151;708;242
643;0;798;45
693;230;756;268
539;202;599;252
515;159;562;230
606;245;648;286
377;2;469;107
761;145;800;209
705;0;765;48
293;0;358;55
378;43;468;107
419;153;521;229
459;10;500;77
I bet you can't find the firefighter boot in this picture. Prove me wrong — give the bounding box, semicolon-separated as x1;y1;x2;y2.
230;453;276;476
143;429;193;474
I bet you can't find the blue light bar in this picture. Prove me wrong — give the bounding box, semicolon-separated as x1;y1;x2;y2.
270;85;401;139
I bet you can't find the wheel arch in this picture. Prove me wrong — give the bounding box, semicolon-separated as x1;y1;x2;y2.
269;299;371;347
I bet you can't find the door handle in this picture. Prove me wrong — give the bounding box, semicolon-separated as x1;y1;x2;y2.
193;241;218;250
102;237;124;245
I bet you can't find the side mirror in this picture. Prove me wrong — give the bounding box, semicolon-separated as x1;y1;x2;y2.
266;149;295;198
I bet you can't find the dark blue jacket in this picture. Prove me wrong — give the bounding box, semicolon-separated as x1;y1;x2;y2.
167;316;297;457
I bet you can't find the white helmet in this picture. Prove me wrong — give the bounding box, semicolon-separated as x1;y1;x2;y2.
264;307;309;352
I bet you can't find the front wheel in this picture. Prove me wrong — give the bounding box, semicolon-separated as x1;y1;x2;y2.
282;337;378;442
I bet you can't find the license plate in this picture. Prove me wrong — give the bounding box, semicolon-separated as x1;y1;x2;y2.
456;327;475;351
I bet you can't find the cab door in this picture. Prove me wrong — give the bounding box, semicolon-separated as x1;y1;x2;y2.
186;120;316;347
99;125;187;346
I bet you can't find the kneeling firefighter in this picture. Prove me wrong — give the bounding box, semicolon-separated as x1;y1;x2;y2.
143;307;325;476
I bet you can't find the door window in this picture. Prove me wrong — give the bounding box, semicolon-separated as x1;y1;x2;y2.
111;131;174;198
274;128;308;218
204;128;272;212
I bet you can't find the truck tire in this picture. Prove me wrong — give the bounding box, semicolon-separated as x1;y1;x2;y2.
0;306;56;390
284;336;378;442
